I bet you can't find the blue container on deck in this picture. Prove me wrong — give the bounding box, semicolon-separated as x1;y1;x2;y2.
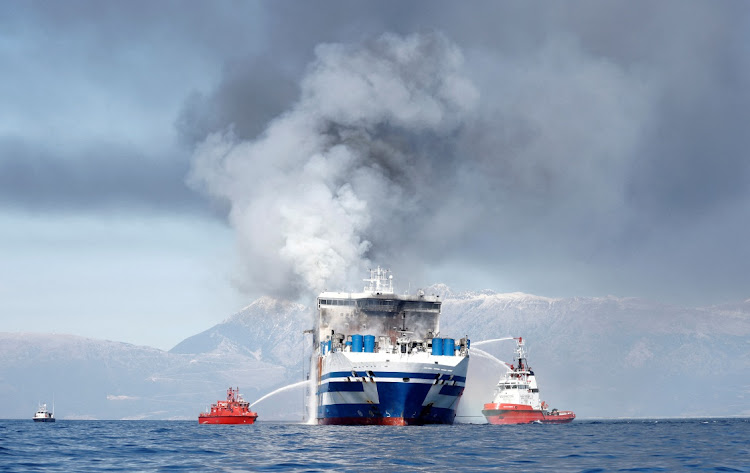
364;335;375;353
431;338;443;356
443;338;455;356
328;340;332;352
352;334;363;352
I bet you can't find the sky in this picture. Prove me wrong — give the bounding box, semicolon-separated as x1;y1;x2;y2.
2;1;749;350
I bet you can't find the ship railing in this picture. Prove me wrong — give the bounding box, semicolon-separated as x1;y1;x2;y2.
319;332;470;357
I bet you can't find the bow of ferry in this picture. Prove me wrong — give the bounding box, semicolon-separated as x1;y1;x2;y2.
312;267;470;425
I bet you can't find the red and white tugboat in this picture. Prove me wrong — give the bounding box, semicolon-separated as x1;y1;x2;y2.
198;387;258;424
482;337;575;425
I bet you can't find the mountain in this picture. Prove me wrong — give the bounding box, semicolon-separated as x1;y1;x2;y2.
0;340;289;420
171;296;312;368
439;291;750;419
1;291;748;420
0;297;314;420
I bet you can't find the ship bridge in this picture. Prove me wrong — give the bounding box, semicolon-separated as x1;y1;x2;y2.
315;267;442;348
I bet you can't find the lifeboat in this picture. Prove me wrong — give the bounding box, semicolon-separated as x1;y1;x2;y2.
198;387;258;424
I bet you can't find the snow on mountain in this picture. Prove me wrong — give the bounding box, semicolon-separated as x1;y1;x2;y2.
170;296;312;368
0;332;288;420
2;288;748;420
439;290;750;419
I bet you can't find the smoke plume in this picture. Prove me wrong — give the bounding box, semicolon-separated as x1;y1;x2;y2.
189;33;478;299
190;31;653;300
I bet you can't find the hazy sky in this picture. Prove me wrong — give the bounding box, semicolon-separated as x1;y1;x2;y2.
2;1;749;349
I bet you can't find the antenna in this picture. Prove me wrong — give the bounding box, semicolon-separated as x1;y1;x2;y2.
363;266;394;294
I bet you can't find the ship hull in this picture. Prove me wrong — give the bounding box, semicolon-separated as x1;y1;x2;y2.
482;403;575;424
32;417;55;423
198;415;257;425
317;352;469;425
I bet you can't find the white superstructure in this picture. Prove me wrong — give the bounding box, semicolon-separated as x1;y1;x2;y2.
32;403;55;422
313;267;470;425
487;337;544;410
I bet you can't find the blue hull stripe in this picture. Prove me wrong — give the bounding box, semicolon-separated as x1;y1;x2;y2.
318;378;463;424
321;371;466;383
438;384;464;396
318;381;365;393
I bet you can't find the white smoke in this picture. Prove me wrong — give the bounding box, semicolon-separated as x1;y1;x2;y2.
189;32;479;299
189;31;654;300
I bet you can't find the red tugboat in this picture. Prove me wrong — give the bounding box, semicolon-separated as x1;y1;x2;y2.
482;337;575;425
198;387;258;424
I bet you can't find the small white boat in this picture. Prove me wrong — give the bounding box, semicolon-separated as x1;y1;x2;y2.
32;403;55;422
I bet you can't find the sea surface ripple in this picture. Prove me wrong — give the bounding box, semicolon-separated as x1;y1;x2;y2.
0;418;747;472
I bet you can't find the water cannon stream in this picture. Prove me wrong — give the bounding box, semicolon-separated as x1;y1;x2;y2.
249;380;309;409
472;348;511;370
472;337;515;347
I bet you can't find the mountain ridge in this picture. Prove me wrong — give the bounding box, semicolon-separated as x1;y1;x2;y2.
2;287;748;420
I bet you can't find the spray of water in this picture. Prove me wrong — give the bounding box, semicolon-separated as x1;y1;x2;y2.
472;348;511;370
472;337;515;347
189;32;479;300
249;380;309;408
306;358;317;425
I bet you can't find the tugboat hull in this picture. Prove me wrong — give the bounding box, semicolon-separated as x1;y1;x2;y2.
198;415;257;424
482;403;575;424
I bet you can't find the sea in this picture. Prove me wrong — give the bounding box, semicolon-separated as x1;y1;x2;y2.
0;418;747;472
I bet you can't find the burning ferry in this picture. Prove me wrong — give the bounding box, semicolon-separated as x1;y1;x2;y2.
313;267;470;425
